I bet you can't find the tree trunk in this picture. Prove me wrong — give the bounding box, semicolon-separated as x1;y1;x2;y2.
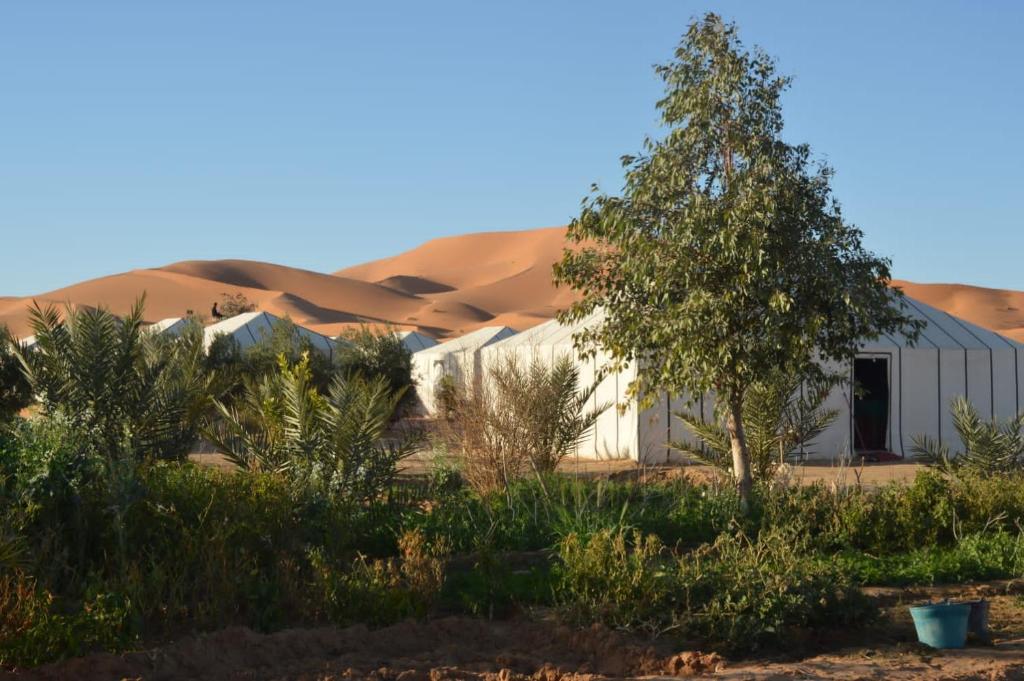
726;395;753;513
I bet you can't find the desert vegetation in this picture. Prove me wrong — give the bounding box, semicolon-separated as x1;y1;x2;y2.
3;301;1024;670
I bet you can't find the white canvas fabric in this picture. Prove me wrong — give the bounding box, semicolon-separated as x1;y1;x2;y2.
147;317;189;337
203;311;336;359
16;334;37;351
411;325;517;414
480;298;1024;464
397;330;438;353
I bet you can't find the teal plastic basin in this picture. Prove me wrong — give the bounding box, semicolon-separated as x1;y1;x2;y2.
909;602;971;649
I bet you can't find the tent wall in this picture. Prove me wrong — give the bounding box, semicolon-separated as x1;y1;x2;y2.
812;343;1024;463
412;327;516;415
479;340;642;460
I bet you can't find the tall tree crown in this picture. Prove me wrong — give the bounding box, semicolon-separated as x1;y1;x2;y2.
554;13;920;403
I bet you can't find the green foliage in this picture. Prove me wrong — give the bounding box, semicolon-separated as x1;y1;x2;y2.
205;354;417;504
309;530;449;626
555;528;672;632
677;529;877;652
674;373;839;480
207;317;338;400
553;13;921;506
18;300;215;461
335;326;414;407
0;326;33;425
1;575;132;668
912;396;1024;474
837;531;1024;586
440;355;606;493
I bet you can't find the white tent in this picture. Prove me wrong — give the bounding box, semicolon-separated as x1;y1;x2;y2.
15;334;37;351
147;317;189;337
397;330;438;353
813;296;1024;461
412;325;517;413
480;298;1024;464
480;311;646;460
203;311;337;359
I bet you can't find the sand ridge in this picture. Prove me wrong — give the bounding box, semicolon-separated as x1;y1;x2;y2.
1;227;1021;342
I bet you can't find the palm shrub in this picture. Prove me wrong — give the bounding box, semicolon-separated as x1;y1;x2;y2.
440;355;607;494
912;396;1024;475
0;326;33;426
673;373;838;481
16;300;216;461
205;354;418;504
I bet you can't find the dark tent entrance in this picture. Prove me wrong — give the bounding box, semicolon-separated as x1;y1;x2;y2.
853;356;891;454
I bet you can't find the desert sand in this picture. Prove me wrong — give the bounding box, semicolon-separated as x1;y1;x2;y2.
2;226;1021;343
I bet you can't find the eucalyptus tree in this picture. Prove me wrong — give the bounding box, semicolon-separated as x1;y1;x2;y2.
554;14;920;509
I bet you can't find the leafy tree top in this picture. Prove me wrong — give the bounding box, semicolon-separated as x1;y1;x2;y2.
554;13;922;403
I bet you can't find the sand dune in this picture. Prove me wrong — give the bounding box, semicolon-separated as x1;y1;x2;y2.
1;227;1021;342
891;280;1024;342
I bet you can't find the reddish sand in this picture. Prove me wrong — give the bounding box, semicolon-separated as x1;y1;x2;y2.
1;227;1021;342
7;582;1024;680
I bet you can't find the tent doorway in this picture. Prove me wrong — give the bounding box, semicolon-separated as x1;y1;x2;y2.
853;357;890;452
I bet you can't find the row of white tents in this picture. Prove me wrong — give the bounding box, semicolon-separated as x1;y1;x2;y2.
410;298;1024;464
140;312;439;358
20;300;1023;463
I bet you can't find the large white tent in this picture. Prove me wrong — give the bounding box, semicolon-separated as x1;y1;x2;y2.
412;325;517;413
203;311;337;359
397;330;438;353
479;298;1024;464
147;317;189;337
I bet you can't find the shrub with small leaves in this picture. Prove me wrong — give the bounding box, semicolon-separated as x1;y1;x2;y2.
555;528;673;632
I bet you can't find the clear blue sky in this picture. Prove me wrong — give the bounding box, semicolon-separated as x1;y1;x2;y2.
2;1;1021;296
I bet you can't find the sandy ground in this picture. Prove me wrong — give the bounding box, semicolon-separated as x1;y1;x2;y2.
188;447;926;489
3;226;1022;342
6;582;1024;680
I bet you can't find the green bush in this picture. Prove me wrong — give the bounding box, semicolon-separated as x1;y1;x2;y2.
677;529;878;652
1;574;132;668
309;530;449;626
838;531;1024;586
555;528;673;632
335;326;414;409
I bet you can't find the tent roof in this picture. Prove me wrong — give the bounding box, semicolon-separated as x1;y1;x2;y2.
482;310;605;353
148;317;187;335
415;325;517;356
397;330;438;352
203;311;336;357
484;299;1023;355
867;297;1024;351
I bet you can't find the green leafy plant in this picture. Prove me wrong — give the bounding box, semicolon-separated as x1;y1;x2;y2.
553;13;921;510
912;396;1024;474
555;528;672;632
335;326;414;410
310;529;449;626
205;353;418;503
17;299;215;461
440;355;607;494
677;528;877;652
0;326;33;426
673;373;839;481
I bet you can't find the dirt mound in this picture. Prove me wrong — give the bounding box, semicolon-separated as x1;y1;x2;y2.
4;618;705;681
